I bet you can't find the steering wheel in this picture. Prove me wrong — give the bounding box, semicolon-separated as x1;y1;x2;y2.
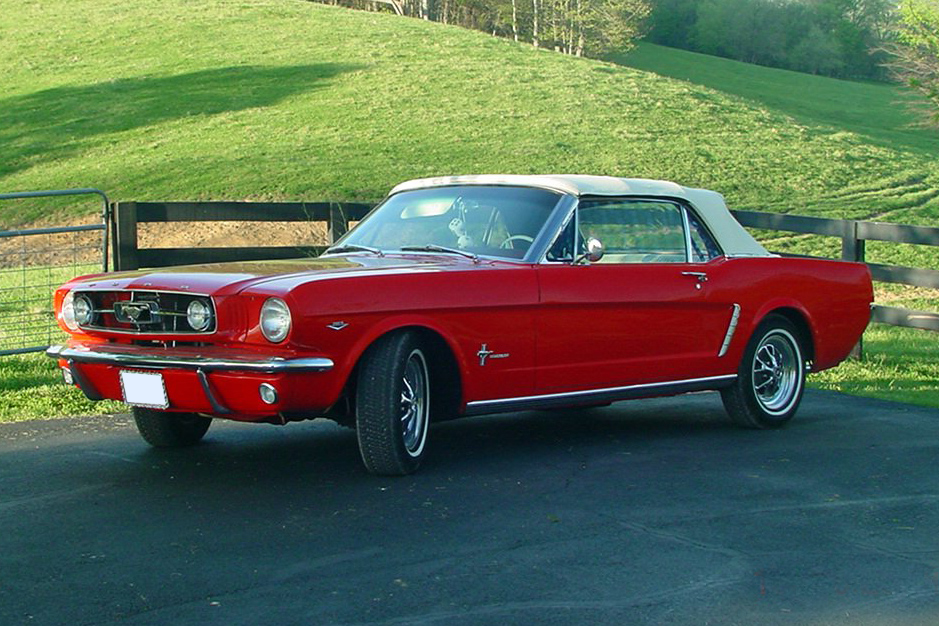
499;235;534;250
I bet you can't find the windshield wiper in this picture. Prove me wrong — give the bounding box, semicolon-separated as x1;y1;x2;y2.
324;244;384;256
399;245;479;263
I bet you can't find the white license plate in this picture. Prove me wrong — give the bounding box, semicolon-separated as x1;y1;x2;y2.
120;370;169;409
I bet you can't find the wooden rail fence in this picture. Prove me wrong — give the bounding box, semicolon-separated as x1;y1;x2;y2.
109;201;939;333
731;210;939;333
111;201;372;270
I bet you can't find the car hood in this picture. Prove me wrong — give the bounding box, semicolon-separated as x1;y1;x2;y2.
65;255;478;296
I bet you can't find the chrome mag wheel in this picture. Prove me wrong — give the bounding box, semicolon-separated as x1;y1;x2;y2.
400;349;429;458
752;330;801;415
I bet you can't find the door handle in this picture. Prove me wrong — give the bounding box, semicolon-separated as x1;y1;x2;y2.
681;271;708;289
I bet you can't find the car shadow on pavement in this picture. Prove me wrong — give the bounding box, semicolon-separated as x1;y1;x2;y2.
60;392;741;492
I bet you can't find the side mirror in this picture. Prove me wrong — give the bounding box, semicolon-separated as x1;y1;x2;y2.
576;237;604;264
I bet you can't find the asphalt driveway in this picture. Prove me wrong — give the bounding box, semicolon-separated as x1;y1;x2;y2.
1;389;937;625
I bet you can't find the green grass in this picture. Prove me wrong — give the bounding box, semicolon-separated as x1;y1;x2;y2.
0;353;124;422
2;1;938;225
2;1;939;419
810;324;939;409
614;43;937;161
612;43;939;220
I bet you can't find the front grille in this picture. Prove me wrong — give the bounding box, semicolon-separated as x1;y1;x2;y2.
75;290;217;334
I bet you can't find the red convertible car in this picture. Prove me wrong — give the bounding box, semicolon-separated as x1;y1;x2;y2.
48;176;872;474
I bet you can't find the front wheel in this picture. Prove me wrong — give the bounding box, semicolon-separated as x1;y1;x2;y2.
355;331;431;475
132;407;211;447
721;315;806;429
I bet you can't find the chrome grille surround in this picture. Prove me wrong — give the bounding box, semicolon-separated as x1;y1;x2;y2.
73;290;217;335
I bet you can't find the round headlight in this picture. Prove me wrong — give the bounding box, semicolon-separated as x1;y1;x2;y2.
61;291;78;331
187;299;213;331
260;297;291;343
73;294;94;326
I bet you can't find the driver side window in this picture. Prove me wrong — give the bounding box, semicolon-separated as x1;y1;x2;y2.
579;199;686;264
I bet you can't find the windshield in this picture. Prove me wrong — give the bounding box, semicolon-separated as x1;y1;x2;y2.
334;186;562;260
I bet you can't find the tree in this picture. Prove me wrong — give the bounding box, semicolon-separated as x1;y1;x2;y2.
647;0;698;49
647;0;894;79
306;0;648;59
888;0;939;126
533;0;541;46
811;0;893;78
530;0;649;56
692;0;787;66
581;0;652;56
789;24;844;75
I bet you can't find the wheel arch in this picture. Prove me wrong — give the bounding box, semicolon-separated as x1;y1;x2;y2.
755;305;816;367
342;321;466;423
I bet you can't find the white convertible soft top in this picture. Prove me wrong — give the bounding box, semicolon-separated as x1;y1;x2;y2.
390;175;772;258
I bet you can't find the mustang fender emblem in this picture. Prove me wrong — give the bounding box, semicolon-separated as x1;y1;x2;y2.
477;343;509;366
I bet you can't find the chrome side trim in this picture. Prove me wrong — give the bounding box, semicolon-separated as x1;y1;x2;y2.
47;345;334;373
723;253;780;259
718;304;742;358
464;374;737;416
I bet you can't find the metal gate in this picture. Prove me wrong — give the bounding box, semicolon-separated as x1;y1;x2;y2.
0;189;109;356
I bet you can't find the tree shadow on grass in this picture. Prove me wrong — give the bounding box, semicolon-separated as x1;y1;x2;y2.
0;63;363;177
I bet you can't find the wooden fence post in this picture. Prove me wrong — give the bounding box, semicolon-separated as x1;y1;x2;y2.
841;220;865;263
842;220;865;359
328;203;349;244
112;201;139;271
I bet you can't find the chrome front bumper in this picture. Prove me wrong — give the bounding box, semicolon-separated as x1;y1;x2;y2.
46;344;334;373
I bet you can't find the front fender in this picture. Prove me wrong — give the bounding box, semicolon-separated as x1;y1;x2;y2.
328;314;471;406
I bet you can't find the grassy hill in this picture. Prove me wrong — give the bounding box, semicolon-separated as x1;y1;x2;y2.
616;43;935;157
1;0;938;416
614;43;939;223
613;42;939;287
2;0;937;227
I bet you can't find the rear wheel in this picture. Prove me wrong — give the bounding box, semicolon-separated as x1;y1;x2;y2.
721;315;806;429
355;331;431;475
132;407;211;447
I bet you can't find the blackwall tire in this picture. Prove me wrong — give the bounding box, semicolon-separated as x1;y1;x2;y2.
721;315;806;429
355;331;431;476
132;407;211;447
